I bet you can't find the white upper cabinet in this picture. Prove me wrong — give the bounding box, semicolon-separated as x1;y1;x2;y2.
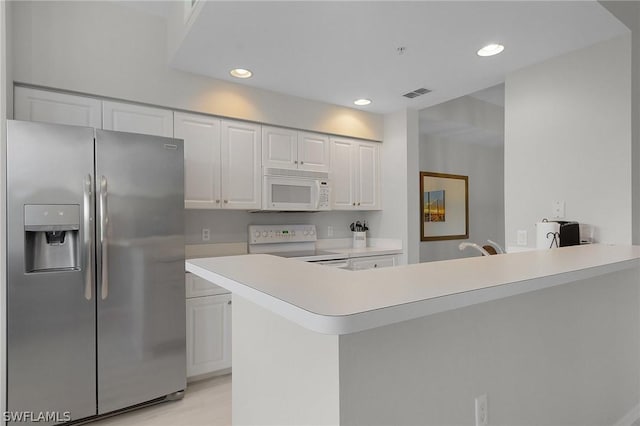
330;137;380;210
176;115;262;210
14;86;102;128
298;132;330;172
262;126;330;172
174;112;221;209
221;120;262;210
330;137;355;209
356;141;380;209
103;100;173;137
262;126;298;169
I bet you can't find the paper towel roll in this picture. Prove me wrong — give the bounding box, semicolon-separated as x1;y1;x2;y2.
536;221;560;250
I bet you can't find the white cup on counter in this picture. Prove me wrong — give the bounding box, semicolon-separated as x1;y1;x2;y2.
353;231;367;249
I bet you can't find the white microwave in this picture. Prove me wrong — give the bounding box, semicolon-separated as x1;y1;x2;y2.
262;168;331;211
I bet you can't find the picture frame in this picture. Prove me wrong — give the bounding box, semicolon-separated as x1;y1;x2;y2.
420;172;469;241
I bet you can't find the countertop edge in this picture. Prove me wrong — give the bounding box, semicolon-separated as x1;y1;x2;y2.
186;256;640;335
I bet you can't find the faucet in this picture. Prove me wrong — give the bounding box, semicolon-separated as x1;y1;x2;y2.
486;239;504;254
458;242;491;257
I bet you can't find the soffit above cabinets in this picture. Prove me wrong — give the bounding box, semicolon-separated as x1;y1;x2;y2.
166;1;627;114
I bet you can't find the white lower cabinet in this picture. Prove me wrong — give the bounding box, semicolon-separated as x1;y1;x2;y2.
185;274;232;379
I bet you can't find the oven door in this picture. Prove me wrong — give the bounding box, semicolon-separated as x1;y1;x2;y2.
263;176;319;211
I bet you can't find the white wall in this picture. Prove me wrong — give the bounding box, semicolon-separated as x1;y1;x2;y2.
599;2;640;246
420;137;504;262
0;0;11;417
419;94;504;262
504;35;632;249
185;210;379;245
366;109;420;264
11;1;382;141
340;268;640;425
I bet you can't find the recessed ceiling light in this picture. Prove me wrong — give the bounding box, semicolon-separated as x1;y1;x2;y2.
477;44;505;57
230;68;253;79
354;99;372;106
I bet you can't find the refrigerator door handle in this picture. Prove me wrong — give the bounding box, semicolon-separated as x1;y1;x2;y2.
83;174;94;300
99;176;109;300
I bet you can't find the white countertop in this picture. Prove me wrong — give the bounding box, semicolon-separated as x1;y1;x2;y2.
186;244;640;335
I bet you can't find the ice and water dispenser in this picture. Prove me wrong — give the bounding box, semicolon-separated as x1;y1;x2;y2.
24;204;80;272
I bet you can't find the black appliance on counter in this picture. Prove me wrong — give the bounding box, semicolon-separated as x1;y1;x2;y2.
555;221;580;247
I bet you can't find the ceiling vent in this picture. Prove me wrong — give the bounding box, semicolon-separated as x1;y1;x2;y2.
403;88;431;99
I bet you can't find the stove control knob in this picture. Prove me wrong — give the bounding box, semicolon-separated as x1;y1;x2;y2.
291;231;296;236
254;231;260;238
310;229;315;236
303;230;309;236
262;231;268;237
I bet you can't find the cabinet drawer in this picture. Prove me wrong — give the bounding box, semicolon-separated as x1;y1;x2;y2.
350;255;396;271
186;272;229;298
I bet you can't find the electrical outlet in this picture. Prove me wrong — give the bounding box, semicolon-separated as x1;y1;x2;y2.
517;230;527;246
327;226;334;237
475;394;488;426
202;228;210;241
552;200;565;219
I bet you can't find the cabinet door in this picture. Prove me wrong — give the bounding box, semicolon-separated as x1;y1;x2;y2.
103;100;173;137
330;137;356;209
14;86;102;128
356;141;381;210
221;120;262;210
262;126;297;170
298;132;330;172
186;294;232;378
175;112;221;209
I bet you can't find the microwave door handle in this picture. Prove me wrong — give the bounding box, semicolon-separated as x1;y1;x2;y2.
315;180;321;209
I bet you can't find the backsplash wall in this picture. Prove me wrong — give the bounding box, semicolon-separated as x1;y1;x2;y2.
185;210;380;245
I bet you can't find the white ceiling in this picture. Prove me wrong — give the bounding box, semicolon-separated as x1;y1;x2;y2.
167;1;627;114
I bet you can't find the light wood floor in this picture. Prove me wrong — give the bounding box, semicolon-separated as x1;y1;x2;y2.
92;374;231;426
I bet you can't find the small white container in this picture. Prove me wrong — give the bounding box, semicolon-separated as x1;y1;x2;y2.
352;231;367;249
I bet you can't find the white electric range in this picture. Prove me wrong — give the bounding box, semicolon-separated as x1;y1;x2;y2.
248;224;400;270
248;224;351;267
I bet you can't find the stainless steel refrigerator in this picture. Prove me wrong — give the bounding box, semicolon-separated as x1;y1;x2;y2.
6;120;186;425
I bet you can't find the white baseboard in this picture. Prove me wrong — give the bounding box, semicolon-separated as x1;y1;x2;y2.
614;402;640;426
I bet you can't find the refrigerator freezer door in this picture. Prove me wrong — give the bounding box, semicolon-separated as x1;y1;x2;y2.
6;120;96;424
95;130;186;414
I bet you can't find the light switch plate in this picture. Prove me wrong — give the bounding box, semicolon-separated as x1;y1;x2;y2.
517;230;527;246
552;200;565;219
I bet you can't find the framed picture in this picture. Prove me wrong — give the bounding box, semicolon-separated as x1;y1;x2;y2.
420;172;469;241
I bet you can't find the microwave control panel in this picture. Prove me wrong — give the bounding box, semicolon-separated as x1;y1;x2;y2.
318;181;330;211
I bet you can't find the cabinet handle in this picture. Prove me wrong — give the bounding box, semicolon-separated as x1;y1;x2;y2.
300;161;304;165
294;160;298;164
216;200;220;204
224;200;228;204
83;174;94;301
99;176;109;300
228;300;232;305
374;264;378;268
352;202;356;206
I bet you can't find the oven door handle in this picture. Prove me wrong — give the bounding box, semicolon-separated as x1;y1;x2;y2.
316;260;350;268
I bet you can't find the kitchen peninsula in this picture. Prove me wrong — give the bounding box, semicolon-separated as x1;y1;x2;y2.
186;245;640;425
